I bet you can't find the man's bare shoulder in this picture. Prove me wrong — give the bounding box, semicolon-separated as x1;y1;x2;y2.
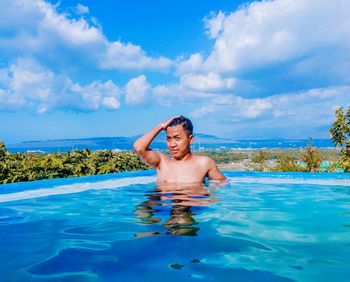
194;155;226;181
192;155;216;167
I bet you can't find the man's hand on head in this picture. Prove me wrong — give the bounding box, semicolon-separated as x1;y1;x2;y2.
161;116;180;130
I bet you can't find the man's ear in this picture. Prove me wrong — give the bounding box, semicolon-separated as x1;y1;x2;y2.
189;134;194;144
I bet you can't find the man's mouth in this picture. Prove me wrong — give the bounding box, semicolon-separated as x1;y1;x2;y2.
170;150;179;154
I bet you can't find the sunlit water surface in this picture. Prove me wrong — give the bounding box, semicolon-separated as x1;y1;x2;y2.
0;170;349;282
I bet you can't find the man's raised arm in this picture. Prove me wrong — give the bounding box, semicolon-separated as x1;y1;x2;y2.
133;117;177;168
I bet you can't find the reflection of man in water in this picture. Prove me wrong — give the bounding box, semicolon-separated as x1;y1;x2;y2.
135;183;214;237
133;116;226;183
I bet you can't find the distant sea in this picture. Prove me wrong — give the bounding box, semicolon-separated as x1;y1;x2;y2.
6;139;335;154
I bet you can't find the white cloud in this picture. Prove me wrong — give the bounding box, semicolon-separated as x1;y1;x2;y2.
180;72;235;92
191;95;272;119
76;3;89;15
190;86;350;138
181;0;350;76
100;42;172;70
66;79;121;111
0;58;121;113
102;96;120;110
0;0;174;114
190;86;350;139
177;53;204;75
152;72;235;105
169;0;350;128
125;75;151;105
0;0;172;71
204;11;225;39
152;82;220;107
41;3;102;46
0;88;24;112
244;99;272;118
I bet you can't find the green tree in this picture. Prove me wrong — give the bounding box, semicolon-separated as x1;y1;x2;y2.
251;150;268;171
300;138;322;172
329;106;350;172
0;140;6;155
273;154;305;172
0;141;8;182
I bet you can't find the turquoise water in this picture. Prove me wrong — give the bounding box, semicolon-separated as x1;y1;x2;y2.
0;171;349;281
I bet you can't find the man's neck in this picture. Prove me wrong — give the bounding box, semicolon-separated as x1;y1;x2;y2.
173;151;192;161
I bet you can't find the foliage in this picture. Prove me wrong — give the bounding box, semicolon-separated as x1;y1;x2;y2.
195;147;340;172
0;145;149;184
300;138;322;172
252;150;268;163
0;141;6;154
329;106;350;172
194;149;248;163
326;161;342;172
0;141;8;181
273;154;305;172
245;150;269;171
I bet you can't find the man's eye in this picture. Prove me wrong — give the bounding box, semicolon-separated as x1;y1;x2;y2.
175;137;180;141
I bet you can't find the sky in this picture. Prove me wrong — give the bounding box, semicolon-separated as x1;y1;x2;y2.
0;0;350;143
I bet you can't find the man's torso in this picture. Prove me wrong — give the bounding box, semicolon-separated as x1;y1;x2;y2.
156;154;209;183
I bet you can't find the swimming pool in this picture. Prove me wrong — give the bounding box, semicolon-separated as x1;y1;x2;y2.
0;171;349;281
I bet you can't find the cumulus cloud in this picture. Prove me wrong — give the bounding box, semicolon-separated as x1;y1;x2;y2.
0;0;174;114
152;82;221;107
180;0;350;80
100;42;172;70
190;86;350;137
177;53;205;75
152;71;236;105
125;75;151;105
180;72;235;92
0;58;121;113
0;0;172;71
191;95;272;119
64;79;121;112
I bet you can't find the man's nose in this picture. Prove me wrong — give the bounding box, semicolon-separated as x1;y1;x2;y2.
170;140;177;147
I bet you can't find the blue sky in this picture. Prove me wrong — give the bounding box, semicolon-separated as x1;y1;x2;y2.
1;0;350;143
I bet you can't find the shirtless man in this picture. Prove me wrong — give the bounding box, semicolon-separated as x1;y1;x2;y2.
133;116;226;183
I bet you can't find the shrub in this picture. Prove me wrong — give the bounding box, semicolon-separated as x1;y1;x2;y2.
300;139;322;172
0;145;149;184
273;154;305;172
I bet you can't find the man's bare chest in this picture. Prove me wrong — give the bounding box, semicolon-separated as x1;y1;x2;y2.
157;160;207;182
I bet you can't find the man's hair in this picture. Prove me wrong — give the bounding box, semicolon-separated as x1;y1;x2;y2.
166;116;193;136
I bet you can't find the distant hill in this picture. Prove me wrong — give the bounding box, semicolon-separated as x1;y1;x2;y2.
17;136;131;147
10;132;230;148
6;136;334;153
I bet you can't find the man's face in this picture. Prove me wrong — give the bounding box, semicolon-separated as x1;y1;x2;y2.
166;124;193;159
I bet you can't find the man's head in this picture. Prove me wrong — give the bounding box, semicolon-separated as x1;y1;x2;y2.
166;116;193;136
165;116;194;159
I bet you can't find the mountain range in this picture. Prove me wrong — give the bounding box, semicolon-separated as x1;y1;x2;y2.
10;132;230;148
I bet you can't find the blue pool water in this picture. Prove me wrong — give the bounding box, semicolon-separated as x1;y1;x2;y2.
0;171;349;282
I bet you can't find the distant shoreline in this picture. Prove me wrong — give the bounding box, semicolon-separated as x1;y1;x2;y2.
6;139;336;154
